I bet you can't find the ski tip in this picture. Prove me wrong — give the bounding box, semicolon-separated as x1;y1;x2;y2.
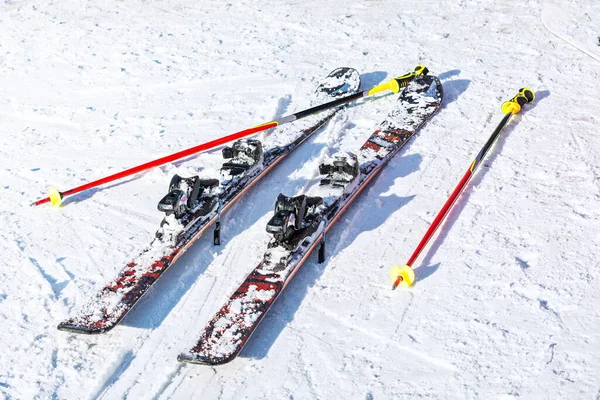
389;264;415;289
48;187;63;207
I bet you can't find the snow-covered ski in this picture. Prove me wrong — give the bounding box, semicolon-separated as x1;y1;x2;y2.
178;71;443;365
57;67;361;334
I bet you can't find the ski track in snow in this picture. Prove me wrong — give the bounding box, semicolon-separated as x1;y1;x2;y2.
1;0;600;398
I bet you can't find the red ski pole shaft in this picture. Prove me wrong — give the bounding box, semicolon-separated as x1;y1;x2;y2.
391;87;535;289
31;122;276;207
33;66;428;208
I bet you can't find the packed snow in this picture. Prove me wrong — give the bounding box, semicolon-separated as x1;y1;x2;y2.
1;0;599;398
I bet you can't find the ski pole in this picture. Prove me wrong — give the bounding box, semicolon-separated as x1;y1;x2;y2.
32;66;428;208
390;88;535;289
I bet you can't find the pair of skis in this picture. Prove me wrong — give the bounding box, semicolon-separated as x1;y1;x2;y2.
56;66;442;364
55;65;534;366
56;66;429;333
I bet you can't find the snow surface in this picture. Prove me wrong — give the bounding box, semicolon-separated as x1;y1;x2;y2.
1;0;600;398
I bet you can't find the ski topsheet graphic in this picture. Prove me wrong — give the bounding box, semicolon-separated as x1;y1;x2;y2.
178;72;443;365
542;5;600;63
58;68;361;334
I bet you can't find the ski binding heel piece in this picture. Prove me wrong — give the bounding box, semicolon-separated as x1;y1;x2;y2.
318;152;360;188
221;139;264;177
266;194;323;243
158;175;219;219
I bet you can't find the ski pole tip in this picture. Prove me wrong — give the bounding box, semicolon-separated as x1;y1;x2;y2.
48;187;64;207
389;264;415;289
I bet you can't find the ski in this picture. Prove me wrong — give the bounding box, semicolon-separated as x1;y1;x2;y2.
57;67;361;334
178;71;443;365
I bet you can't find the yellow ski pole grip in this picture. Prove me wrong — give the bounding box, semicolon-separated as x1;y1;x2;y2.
367;65;429;96
389;65;429;93
501;88;535;114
